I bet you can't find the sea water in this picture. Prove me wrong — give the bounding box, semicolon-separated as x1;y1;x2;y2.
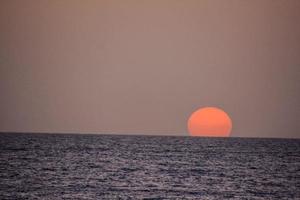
0;133;299;199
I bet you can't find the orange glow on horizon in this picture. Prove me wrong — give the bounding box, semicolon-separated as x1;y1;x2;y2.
188;107;232;137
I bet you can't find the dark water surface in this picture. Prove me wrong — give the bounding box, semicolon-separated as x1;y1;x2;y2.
0;133;299;199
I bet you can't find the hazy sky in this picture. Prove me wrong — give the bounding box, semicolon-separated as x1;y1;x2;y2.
1;0;299;138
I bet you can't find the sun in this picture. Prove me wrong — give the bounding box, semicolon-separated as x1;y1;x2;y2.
188;107;232;137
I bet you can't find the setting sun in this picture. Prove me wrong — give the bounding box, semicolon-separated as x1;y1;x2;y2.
188;107;232;137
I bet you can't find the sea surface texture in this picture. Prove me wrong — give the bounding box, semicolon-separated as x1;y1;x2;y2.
0;133;299;199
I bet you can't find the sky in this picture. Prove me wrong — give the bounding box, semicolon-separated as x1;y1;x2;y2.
0;0;299;138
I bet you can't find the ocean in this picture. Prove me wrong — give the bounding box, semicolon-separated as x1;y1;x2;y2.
0;133;299;199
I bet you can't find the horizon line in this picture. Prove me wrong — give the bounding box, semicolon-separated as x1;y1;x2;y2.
0;131;299;139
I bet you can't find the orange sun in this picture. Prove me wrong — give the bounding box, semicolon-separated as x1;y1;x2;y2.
188;107;232;137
